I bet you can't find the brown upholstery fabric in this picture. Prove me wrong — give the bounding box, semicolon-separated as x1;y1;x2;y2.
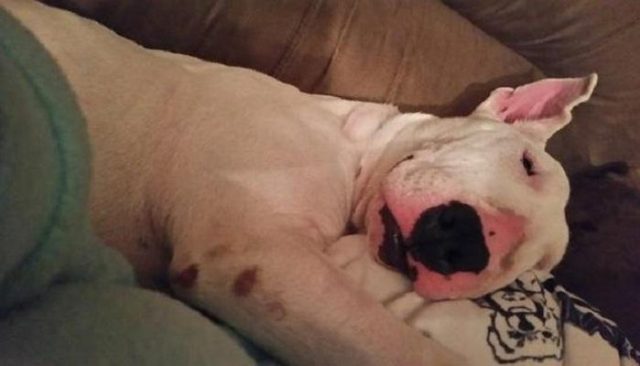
443;0;640;180
42;0;540;116
39;0;640;346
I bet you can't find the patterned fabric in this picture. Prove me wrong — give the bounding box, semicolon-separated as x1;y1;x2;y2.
474;272;639;365
474;274;563;363
544;277;640;364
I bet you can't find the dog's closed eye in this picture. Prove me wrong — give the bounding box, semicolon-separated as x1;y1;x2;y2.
521;151;536;176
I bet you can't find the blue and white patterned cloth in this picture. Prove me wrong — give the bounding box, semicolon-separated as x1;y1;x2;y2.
470;272;639;365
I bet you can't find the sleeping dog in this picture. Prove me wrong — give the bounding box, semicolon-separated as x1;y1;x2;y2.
4;1;596;365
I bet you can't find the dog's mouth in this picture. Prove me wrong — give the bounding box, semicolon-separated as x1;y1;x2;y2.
378;205;417;280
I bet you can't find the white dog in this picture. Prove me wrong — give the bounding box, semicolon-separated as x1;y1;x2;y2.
4;1;596;365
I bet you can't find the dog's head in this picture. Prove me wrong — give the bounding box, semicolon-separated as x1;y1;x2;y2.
348;75;597;300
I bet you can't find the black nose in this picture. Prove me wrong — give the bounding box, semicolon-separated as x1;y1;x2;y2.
407;201;489;275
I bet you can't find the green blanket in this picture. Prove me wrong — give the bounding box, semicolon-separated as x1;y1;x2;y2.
0;5;254;365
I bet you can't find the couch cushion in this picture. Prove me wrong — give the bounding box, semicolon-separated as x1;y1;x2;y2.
42;0;541;116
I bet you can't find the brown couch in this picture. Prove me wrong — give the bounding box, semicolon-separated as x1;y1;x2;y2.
41;0;640;346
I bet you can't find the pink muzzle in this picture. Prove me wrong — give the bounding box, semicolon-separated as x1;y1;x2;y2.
368;191;526;300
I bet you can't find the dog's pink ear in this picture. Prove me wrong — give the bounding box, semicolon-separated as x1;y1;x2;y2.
473;74;597;142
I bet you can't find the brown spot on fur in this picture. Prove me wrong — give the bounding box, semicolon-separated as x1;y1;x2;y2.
206;245;232;259
173;264;199;288
500;251;516;271
138;239;151;249
232;266;258;297
344;221;358;235
265;301;286;321
535;253;556;270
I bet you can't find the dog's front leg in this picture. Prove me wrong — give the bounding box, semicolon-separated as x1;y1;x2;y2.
169;220;462;366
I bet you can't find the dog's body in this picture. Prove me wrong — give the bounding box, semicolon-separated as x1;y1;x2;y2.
4;1;596;365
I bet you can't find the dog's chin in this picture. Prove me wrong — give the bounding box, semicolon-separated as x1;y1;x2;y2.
409;259;498;300
390;250;521;300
